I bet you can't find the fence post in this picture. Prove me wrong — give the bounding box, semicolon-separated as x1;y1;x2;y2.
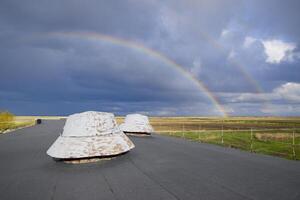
250;128;253;152
221;123;224;144
182;123;185;138
292;129;296;159
198;124;201;141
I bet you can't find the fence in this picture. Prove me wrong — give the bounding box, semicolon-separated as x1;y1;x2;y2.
155;123;300;160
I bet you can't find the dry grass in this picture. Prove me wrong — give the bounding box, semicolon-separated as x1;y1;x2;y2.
0;120;36;133
146;117;300;132
255;133;300;141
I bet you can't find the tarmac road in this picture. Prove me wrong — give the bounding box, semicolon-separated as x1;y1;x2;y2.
0;120;299;200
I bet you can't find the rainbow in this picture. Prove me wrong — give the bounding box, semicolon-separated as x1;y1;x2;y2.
49;32;228;117
197;30;271;109
198;30;265;94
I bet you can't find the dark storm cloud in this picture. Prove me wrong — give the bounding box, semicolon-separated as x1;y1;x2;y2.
242;0;300;41
0;0;300;116
0;0;157;38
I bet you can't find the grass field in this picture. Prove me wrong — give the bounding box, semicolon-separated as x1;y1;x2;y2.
120;117;300;160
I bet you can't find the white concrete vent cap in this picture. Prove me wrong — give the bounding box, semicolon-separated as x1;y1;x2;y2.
120;114;154;134
47;111;135;159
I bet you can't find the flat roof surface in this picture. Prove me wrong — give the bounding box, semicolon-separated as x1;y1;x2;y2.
0;120;299;200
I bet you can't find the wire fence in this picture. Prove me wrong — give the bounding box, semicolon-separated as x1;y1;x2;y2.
155;123;300;160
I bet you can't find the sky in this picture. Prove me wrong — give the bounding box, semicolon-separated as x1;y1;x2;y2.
0;0;300;116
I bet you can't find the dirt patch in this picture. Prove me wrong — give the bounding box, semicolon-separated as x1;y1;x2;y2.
255;133;297;141
201;135;219;141
125;132;151;137
63;157;113;164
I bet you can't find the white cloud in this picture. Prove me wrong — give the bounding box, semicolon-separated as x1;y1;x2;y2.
221;82;300;103
274;82;300;102
227;49;236;60
221;29;230;37
262;39;296;64
243;36;257;48
190;59;202;75
260;104;300;115
157;6;182;41
235;93;277;102
218;82;300;115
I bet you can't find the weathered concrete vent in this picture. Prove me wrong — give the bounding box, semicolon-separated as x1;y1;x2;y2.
46;111;135;160
120;114;154;135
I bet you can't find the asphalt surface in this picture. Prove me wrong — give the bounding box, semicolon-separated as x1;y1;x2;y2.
0;120;299;200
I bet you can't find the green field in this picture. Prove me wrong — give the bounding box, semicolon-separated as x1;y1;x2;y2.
159;129;300;160
144;117;300;160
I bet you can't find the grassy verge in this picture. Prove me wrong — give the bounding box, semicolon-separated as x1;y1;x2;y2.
0;115;65;134
159;129;300;160
0;120;36;133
